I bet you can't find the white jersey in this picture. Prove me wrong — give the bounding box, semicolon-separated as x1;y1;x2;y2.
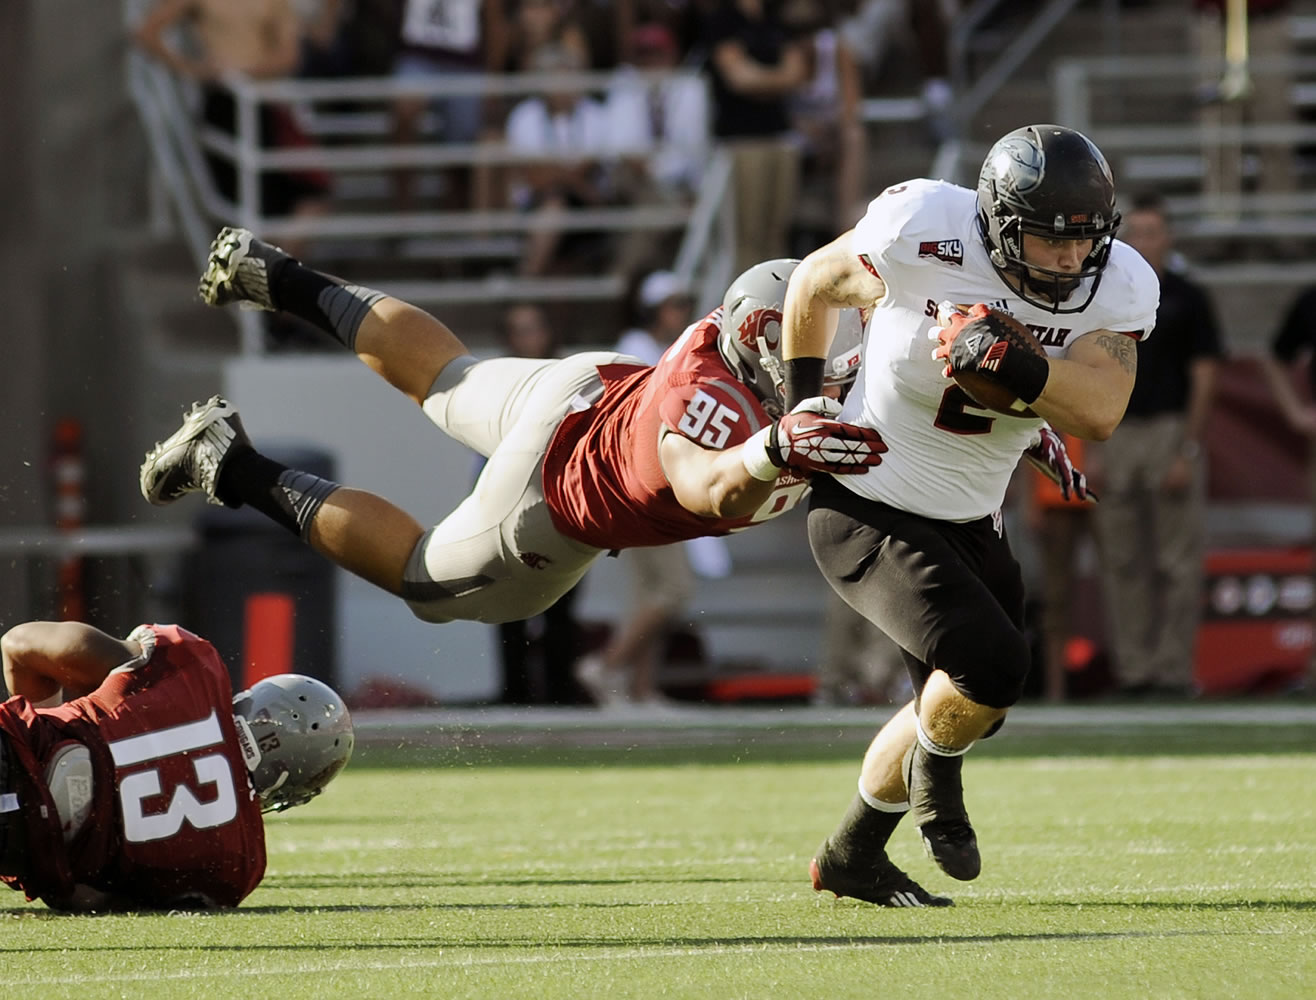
839;179;1159;521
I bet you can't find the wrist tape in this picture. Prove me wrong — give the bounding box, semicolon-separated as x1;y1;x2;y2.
741;424;783;481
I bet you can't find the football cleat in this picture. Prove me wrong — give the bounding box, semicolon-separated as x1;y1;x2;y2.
198;226;289;311
140;396;251;507
810;851;953;908
904;743;982;881
918;821;981;882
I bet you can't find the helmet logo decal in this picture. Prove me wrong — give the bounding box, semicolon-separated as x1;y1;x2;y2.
991;136;1045;208
737;307;783;351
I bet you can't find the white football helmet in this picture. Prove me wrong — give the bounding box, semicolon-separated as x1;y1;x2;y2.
718;258;863;416
232;674;354;813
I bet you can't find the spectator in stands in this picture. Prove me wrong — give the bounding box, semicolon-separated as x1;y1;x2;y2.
506;0;592;70
576;271;699;708
494;302;588;704
701;0;809;277
1093;191;1224;698
838;0;958;140
606;21;710;205
134;0;332;251
504;42;615;276
604;20;711;273
296;0;352;77
1193;0;1295;218
1026;430;1093;703
1259;286;1316;692
782;0;865;235
391;0;510;211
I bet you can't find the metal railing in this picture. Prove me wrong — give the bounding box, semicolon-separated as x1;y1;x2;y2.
125;33;731;351
1052;48;1316;288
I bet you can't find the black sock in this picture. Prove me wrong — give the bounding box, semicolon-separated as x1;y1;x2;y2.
216;450;339;541
824;793;907;874
271;259;385;352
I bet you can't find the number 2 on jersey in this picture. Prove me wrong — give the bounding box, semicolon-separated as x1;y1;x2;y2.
109;711;240;844
934;385;995;435
678;389;741;448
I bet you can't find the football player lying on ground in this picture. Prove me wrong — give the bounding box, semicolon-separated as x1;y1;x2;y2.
142;240;885;689
0;619;353;911
778;123;1159;907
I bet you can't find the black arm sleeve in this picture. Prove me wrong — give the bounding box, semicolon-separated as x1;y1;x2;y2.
783;357;825;410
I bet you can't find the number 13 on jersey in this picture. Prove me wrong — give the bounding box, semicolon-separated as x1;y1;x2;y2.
109;711;240;844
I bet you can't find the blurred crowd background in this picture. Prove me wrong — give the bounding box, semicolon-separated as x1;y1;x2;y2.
5;0;1316;710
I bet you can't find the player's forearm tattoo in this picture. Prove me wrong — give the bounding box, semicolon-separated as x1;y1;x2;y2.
1096;333;1137;375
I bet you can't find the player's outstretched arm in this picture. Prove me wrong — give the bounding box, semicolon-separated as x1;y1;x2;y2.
660;432;778;519
1;621;136;703
1030;329;1139;440
781;233;886;406
659;400;887;520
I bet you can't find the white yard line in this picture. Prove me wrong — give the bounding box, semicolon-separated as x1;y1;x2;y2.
1;925;1298;988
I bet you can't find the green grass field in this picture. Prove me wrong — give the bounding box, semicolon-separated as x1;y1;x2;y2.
2;714;1313;999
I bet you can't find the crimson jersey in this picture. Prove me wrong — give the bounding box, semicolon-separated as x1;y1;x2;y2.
0;624;265;908
542;308;810;547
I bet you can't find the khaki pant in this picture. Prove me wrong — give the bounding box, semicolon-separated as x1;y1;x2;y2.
727;138;800;278
1092;414;1207;688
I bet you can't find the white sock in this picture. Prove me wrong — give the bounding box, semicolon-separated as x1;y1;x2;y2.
858;779;910;813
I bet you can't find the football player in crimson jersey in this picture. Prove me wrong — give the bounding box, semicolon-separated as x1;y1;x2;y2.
139;233;886;635
0;620;352;911
779;124;1160;907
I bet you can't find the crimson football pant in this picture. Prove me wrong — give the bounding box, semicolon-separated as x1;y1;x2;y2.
807;474;1030;710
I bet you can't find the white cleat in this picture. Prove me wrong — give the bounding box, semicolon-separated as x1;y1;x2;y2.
140;396;251;507
197;227;290;310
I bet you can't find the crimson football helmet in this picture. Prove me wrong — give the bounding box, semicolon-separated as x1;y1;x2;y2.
233;674;354;813
976;124;1121;314
718;258;863;417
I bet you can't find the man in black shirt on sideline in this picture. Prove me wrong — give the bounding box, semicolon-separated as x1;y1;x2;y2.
1093;191;1224;697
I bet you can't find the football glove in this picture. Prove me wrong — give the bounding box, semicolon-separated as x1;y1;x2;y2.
931;302;1050;405
1025;425;1097;503
742;397;887;480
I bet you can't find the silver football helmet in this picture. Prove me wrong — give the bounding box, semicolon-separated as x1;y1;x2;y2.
718;258;864;416
232;674;354;813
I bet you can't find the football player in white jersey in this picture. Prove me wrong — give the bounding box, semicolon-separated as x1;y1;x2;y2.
780;124;1160;907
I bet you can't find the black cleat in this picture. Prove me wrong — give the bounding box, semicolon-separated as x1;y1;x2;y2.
905;743;982;881
810;849;954;908
917;821;981;881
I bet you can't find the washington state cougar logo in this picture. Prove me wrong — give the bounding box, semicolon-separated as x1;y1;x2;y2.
737;307;783;351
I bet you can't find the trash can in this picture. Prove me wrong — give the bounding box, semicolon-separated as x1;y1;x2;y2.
183;447;337;693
